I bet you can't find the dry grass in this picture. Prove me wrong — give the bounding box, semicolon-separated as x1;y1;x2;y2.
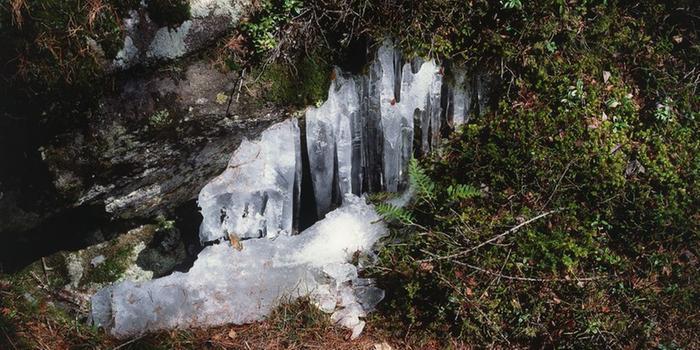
10;0;27;28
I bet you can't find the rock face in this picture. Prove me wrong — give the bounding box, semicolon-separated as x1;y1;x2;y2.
0;57;285;271
43;61;283;221
112;0;253;70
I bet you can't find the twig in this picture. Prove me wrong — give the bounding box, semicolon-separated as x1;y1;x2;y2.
41;257;52;284
226;67;247;117
479;249;511;300
1;324;18;350
29;272;83;308
457;261;607;282
422;209;561;262
112;335;145;350
235;68;245;103
542;159;574;208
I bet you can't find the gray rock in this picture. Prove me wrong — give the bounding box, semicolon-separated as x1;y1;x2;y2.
111;0;253;70
43;60;285;221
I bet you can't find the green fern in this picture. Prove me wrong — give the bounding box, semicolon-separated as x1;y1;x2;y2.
447;184;481;202
376;203;414;224
408;158;437;202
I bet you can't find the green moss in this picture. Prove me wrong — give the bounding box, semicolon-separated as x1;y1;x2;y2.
146;0;191;28
255;56;331;107
83;245;134;284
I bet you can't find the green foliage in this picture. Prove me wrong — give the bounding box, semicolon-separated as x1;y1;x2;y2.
243;0;304;55
146;0;191;28
376;203;414;224
148;109;173;129
0;0;139;90
446;184;480;202
372;2;700;347
84;245;133;284
501;0;523;10
408;158;437;202
254;56;330;107
156;215;176;231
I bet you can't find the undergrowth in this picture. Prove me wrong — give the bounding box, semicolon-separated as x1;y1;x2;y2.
369;2;699;348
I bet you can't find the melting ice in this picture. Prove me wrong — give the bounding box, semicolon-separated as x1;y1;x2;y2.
92;194;386;338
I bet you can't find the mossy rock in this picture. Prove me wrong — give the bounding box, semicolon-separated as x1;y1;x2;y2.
254;56;332;108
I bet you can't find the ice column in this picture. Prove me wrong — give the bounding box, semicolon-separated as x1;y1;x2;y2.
451;69;472;127
197;119;302;242
305;71;361;218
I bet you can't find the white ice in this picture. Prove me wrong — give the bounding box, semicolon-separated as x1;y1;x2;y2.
92;194;386;339
198;119;301;242
305;71;360;218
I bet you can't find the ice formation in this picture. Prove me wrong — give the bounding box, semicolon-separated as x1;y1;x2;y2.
198;119;301;242
92;39;496;340
305;40;493;217
305;72;361;217
92;195;386;339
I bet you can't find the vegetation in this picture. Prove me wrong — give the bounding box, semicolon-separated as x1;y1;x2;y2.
0;0;137;90
364;1;699;348
0;0;698;348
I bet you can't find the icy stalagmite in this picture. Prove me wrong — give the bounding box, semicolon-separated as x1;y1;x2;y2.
198;119;301;242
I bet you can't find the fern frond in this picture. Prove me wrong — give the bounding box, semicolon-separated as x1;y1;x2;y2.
408;158;437;202
447;184;481;201
376;203;414;224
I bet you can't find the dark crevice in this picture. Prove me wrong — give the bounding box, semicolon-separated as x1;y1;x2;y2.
0;204;140;273
298;118;319;232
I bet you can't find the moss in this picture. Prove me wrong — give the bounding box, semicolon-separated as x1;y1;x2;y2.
255;55;331;107
146;0;191;28
82;244;134;284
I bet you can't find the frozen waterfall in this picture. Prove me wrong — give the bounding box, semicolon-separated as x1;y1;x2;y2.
91;40;495;340
305;40;494;218
92;194;387;339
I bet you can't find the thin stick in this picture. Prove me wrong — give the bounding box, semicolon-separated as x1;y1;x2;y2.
235;68;245;103
422;209;561;262
41;257;52;284
1;324;18;350
457;261;607;282
542;160;574;208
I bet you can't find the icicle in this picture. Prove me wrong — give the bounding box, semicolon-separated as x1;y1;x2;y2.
305;70;360;218
476;72;494;116
451;69;472;127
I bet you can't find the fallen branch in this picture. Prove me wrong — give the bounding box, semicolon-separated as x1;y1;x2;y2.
29;271;84;309
421;209;561;262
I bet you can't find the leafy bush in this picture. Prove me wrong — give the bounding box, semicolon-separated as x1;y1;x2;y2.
242;0;304;56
